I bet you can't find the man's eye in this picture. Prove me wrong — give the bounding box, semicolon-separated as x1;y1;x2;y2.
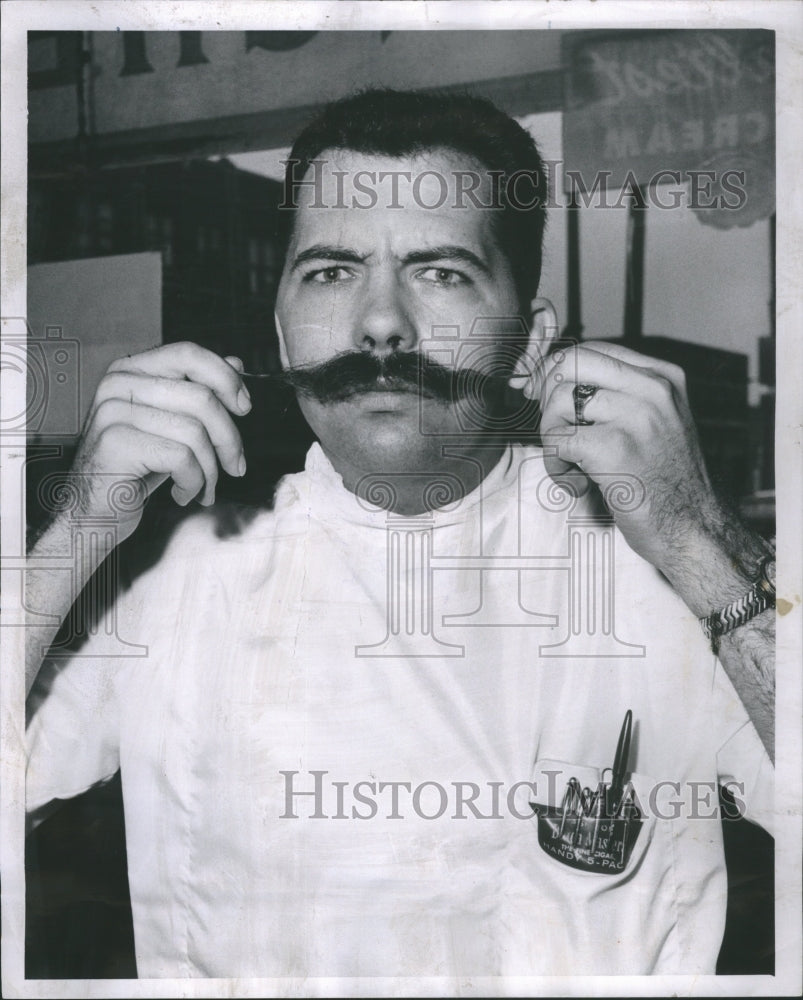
417;267;469;287
305;266;355;284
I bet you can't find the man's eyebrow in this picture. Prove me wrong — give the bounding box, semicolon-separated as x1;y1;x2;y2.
291;245;368;270
401;245;491;275
290;243;492;275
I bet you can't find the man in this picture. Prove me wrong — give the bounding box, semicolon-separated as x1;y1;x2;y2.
26;89;775;979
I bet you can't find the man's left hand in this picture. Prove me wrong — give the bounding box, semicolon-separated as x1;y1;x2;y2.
533;339;775;762
533;340;723;585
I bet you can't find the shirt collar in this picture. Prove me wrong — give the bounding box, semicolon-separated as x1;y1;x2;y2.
285;441;525;530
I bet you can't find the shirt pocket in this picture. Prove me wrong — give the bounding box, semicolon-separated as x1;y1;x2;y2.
527;758;659;885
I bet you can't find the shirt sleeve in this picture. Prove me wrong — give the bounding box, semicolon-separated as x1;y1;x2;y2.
26;558;148;813
25;508;232;814
26;648;122;812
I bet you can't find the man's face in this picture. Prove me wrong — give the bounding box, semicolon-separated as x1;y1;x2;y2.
274;149;525;479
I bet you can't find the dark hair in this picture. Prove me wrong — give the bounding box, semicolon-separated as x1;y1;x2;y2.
279;88;548;311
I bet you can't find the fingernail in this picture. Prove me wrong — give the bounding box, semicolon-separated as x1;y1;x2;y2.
238;454;247;477
237;386;251;413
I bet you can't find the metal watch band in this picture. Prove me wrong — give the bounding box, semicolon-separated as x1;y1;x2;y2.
699;556;776;654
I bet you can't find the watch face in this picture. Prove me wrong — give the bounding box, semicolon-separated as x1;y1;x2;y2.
759;556;777;597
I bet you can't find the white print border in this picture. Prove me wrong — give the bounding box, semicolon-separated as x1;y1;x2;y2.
2;3;801;999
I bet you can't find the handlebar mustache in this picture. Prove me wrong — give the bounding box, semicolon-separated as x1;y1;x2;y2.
264;351;511;406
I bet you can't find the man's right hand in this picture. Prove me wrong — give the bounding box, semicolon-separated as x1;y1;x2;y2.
26;342;249;695
70;341;251;541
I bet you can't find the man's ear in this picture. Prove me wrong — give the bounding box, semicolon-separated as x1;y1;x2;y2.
508;297;559;398
275;311;290;368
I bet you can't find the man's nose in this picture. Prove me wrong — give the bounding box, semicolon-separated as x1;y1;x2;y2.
352;274;417;355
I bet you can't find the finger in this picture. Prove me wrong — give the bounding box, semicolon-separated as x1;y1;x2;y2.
537;345;647;400
542;463;593;501
94;373;245;480
540;422;609;482
540;428;587;480
108;342;252;415
538;346;677;414
541;419;642;488
540;383;637;431
93;424;207;507
92;398;230;505
574;341;687;391
224;355;245;374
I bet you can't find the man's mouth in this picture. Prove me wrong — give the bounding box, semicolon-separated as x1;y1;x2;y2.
371;375;407;392
361;375;438;397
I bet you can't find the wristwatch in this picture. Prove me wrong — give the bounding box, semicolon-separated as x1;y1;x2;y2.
699;555;776;654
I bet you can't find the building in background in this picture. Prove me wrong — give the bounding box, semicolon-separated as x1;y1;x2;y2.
28;158;315;513
29;158;283;373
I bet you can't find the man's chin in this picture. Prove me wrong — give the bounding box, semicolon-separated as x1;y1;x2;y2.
303;406;464;474
297;386;503;452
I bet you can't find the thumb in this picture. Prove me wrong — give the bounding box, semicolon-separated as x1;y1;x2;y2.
542;454;592;500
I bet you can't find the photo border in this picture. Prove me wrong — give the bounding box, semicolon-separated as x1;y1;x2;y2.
2;2;801;997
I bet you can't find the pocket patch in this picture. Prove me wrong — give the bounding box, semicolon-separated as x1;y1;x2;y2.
531;778;643;873
530;709;644;874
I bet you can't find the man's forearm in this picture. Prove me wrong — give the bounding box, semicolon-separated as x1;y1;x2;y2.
25;514;115;696
660;515;775;763
716;611;774;763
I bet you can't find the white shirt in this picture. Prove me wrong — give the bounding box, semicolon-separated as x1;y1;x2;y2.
27;443;773;979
